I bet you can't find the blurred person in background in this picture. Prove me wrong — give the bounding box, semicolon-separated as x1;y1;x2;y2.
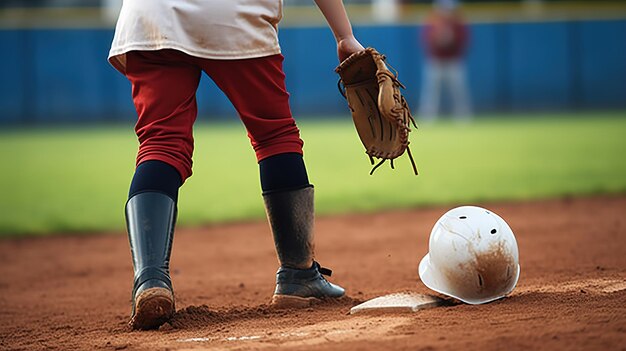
108;0;364;330
418;0;472;123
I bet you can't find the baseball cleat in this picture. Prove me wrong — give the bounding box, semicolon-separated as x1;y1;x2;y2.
129;281;175;330
271;261;345;308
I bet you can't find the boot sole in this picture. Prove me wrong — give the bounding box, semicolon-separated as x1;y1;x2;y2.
270;294;319;308
129;287;175;330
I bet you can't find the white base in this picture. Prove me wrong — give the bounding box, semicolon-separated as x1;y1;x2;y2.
349;292;444;315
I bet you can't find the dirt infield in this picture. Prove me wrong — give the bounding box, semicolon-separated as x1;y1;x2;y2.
1;196;625;351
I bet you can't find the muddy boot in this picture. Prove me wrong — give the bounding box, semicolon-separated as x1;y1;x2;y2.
263;186;345;307
272;261;345;307
126;192;176;330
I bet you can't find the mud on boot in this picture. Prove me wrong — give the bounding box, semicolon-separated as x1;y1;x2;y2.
129;274;175;330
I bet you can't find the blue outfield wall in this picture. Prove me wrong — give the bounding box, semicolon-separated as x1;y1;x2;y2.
1;19;625;124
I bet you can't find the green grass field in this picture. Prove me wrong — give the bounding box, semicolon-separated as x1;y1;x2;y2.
1;113;625;237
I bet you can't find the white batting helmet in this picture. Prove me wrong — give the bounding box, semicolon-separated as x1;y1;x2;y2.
418;206;520;304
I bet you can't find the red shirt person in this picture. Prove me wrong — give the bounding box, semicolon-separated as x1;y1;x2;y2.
422;2;469;62
418;0;472;122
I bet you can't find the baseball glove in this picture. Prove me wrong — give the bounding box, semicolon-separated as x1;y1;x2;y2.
335;48;418;175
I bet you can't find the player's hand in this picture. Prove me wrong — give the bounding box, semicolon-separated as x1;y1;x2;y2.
337;36;365;63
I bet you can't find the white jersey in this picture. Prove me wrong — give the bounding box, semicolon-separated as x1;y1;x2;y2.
108;0;283;73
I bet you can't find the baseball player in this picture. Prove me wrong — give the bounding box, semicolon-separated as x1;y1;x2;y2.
108;0;364;330
418;0;472;122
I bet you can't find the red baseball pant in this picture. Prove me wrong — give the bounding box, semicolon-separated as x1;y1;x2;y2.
124;49;303;182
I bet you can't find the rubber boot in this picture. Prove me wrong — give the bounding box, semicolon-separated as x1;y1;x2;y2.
263;186;345;307
126;192;176;330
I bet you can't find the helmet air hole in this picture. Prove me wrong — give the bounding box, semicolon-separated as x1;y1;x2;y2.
459;216;467;219
478;274;484;287
490;229;497;234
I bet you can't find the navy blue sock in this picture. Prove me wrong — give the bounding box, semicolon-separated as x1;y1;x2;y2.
259;153;310;193
129;160;182;201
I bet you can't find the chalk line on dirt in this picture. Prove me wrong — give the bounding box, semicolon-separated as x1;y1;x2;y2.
176;315;412;348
